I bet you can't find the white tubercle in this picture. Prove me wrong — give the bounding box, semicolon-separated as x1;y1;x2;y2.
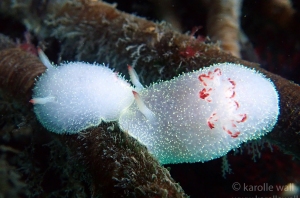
31;51;134;134
119;63;280;164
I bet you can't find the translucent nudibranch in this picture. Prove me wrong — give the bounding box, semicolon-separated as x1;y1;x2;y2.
31;49;134;134
31;50;279;164
119;63;279;164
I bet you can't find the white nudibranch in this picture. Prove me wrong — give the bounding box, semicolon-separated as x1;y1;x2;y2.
119;63;279;164
31;49;134;134
31;50;279;164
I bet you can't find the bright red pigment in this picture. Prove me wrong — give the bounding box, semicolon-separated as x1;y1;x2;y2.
198;68;248;138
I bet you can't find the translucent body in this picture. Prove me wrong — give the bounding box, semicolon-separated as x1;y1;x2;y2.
119;63;279;164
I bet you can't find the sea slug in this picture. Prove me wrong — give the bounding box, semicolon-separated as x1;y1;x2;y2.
31;49;134;134
119;63;279;164
31;51;279;164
